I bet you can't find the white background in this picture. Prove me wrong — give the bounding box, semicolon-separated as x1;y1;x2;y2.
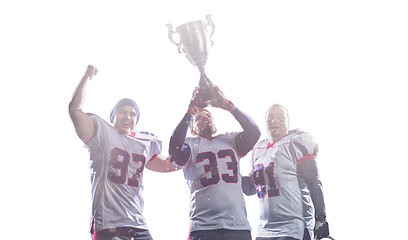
1;0;407;239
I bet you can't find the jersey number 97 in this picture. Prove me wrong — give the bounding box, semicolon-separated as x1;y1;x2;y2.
108;148;146;187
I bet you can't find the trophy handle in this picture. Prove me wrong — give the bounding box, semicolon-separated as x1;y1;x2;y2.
166;23;182;53
205;14;215;46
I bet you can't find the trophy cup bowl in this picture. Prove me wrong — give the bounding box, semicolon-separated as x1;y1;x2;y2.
167;15;218;106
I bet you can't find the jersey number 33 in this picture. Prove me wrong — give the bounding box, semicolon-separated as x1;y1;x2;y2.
196;149;238;187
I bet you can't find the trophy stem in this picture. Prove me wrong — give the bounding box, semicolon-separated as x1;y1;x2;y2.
199;73;215;88
197;73;217;106
198;66;205;73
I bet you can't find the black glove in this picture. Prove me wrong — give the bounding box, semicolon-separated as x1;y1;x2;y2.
241;176;256;196
187;87;208;115
314;220;330;240
210;86;235;111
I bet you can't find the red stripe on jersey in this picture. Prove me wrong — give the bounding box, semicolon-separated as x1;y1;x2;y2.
297;155;316;165
149;154;158;162
91;221;96;240
253;141;275;150
188;222;192;240
127;132;152;141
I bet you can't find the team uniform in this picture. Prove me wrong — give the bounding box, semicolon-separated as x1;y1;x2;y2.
175;132;251;232
249;129;323;240
169;108;260;240
86;115;161;238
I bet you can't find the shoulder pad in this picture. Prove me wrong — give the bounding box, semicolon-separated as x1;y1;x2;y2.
220;131;238;137
214;132;238;140
133;131;159;141
254;139;269;149
290;129;314;141
290;130;318;155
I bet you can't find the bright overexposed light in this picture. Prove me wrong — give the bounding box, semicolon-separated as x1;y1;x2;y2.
0;1;407;239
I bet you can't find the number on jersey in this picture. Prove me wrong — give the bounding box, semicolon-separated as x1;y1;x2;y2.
108;148;145;187
196;149;238;187
253;163;280;198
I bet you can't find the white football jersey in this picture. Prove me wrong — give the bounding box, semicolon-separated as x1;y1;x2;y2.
175;132;251;232
86;115;162;232
250;130;317;239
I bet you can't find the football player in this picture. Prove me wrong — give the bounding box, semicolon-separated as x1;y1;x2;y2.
169;83;261;240
69;65;178;240
243;104;330;240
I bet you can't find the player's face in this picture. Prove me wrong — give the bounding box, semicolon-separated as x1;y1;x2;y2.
113;105;138;134
193;110;216;137
265;106;289;142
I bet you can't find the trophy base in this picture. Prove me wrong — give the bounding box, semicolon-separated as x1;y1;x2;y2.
197;73;218;107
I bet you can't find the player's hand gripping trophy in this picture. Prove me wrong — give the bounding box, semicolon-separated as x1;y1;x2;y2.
167;14;219;109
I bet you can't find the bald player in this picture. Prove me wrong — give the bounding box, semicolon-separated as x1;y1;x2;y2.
69;65;178;240
243;104;330;240
169;85;261;240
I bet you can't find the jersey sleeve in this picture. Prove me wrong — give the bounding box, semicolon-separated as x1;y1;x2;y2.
135;131;163;163
291;131;318;164
148;138;162;162
85;115;106;150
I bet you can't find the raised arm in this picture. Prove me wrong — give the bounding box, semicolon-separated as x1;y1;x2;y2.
211;87;261;156
231;108;261;156
68;65;98;143
169;113;193;166
169;88;204;166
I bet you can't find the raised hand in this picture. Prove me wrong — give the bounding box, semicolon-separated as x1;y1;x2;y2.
83;65;98;80
210;86;235;111
188;87;208;115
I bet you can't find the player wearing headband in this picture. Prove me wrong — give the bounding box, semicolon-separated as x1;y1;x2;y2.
69;65;178;240
169;84;261;240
